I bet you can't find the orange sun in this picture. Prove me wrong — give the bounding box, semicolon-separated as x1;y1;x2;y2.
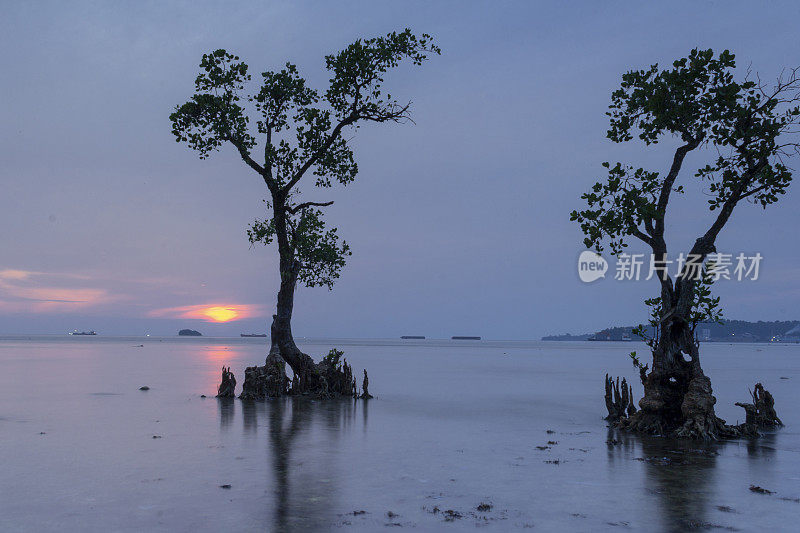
202;306;239;323
148;303;262;323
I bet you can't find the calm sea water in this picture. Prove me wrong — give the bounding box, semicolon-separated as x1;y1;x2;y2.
0;336;798;532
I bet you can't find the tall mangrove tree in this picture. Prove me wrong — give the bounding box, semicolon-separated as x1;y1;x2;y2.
171;30;439;397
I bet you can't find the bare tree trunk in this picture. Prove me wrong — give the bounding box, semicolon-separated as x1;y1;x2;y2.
268;254;320;393
239;198;365;399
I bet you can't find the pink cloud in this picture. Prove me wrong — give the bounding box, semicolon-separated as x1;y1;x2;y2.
0;269;114;313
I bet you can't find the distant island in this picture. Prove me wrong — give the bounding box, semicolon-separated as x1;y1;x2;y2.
178;329;202;336
543;320;800;343
401;335;425;339
240;333;267;337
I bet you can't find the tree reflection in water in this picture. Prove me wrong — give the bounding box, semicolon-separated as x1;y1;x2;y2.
607;427;721;531
233;398;361;531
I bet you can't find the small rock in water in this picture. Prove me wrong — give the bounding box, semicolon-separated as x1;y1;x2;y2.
152;435;162;439
200;394;207;398
716;505;736;513
352;510;366;516
219;484;231;489
749;485;773;494
139;386;150;391
476;503;493;512
386;511;398;518
780;376;790;380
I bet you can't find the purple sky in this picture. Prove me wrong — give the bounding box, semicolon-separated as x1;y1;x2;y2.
1;1;799;338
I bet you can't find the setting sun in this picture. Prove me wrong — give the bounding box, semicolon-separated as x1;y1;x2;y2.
148;303;263;323
203;306;238;322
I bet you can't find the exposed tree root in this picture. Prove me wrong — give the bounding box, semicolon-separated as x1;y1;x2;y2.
604;374;636;421
232;313;371;400
605;374;780;440
234;347;368;401
239;352;289;400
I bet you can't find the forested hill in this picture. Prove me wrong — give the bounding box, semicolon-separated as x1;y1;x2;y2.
543;320;800;343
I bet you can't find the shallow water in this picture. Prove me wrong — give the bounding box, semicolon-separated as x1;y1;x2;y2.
0;336;798;532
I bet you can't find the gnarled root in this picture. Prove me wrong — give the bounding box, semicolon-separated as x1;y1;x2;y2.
314;349;356;397
607;372;782;440
674;372;728;439
674;413;730;440
239;347;368;400
239;353;289;400
618;410;670;435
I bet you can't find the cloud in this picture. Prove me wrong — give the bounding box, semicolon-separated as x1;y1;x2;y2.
0;269;114;313
148;303;266;323
0;269;34;281
0;267;267;324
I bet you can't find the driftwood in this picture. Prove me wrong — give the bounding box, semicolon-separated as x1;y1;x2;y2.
216;366;237;398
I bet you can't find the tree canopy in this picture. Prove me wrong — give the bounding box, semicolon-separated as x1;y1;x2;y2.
572;49;800;261
170;30;440;289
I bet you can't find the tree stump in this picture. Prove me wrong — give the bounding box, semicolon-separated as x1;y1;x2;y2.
734;382;783;433
360;369;373;400
216;366;237;398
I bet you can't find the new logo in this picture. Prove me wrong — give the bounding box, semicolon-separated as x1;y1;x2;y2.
578;251;608;283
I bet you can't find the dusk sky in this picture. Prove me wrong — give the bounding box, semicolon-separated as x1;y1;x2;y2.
2;1;799;338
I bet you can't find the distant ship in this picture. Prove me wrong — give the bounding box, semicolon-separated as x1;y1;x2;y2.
622;333;632;341
70;330;97;336
452;336;481;340
401;335;425;339
241;333;268;338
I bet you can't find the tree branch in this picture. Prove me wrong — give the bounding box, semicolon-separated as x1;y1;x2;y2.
282;113;357;194
655;138;702;237
696;159;768;250
264;123;274;184
631;227;654;247
228;136;266;177
286;200;334;215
